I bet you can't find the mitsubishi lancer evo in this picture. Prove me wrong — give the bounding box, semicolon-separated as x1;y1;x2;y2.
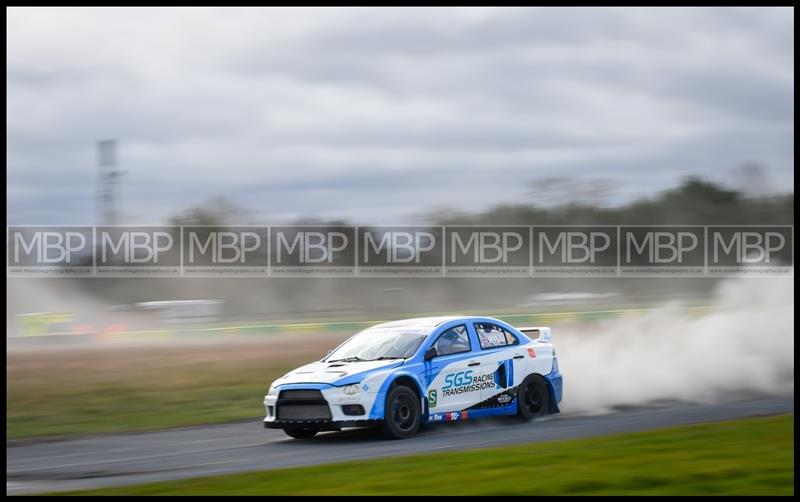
263;316;563;439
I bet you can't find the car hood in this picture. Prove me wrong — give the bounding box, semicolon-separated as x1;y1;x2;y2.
275;359;404;386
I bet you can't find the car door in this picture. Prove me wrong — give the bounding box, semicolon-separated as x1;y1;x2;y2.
473;322;526;407
423;324;481;418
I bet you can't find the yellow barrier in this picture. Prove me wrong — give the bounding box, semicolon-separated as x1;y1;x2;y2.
18;313;75;337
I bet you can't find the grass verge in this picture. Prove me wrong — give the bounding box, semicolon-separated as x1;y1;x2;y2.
7;337;340;440
53;414;793;496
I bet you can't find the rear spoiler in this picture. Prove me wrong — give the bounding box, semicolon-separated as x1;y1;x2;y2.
517;326;551;343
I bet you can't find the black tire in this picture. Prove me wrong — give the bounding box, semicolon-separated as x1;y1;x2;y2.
517;375;550;420
283;427;318;439
381;385;421;439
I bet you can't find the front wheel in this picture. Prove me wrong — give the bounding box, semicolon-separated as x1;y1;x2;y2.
283;427;318;439
380;385;421;439
517;375;550;420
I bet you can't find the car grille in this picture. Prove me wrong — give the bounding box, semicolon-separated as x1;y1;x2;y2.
277;404;332;420
279;389;325;400
276;389;332;420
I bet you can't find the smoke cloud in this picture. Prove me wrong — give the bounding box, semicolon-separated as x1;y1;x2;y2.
557;276;794;414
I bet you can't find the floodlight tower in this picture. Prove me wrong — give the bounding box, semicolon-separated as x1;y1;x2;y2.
96;140;126;225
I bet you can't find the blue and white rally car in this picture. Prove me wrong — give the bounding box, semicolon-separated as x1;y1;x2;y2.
264;316;563;439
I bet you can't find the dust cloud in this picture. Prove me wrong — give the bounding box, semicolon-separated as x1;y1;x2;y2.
557;277;794;414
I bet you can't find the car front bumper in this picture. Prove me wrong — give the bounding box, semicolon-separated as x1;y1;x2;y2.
263;418;382;430
264;384;381;425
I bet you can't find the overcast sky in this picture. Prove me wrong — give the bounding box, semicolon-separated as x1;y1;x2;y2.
6;7;794;224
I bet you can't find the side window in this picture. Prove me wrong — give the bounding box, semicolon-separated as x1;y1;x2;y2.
474;323;517;350
505;330;520;346
433;325;471;356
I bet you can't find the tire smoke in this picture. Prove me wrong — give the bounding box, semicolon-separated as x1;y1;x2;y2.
556;277;794;414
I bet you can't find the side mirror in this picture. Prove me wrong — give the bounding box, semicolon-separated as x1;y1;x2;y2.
424;346;437;361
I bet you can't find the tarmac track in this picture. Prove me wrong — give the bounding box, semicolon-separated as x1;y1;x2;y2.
6;394;793;494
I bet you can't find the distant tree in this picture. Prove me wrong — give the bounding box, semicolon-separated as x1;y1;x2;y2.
732;161;770;198
168;197;246;227
424;174;792;225
661;176;740;205
528;176;617;208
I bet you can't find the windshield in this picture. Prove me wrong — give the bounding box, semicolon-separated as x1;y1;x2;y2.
325;326;430;362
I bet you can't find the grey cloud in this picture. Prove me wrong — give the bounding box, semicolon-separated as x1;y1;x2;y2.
658;67;793;122
6;7;794;225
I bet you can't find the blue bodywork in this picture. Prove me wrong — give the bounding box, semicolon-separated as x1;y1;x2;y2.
303;316;563;422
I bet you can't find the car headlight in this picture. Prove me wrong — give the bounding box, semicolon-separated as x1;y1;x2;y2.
342;384;360;395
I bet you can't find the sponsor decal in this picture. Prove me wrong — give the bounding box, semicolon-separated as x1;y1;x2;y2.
497;393;513;404
428;389;438;407
528;348;536;358
362;384;369;392
460;411;469;420
441;370;496;397
429;411;463;422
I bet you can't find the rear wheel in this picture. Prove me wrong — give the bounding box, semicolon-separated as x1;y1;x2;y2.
381;385;421;439
283;427;318;439
517;375;550;420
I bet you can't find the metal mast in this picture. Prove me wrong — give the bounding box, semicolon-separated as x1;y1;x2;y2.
96;140;126;225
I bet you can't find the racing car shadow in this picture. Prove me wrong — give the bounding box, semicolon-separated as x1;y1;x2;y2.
284;427;384;444
283;416;553;444
276;426;450;444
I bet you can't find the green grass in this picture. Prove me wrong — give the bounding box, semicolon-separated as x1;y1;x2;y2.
54;414;794;496
6;342;318;441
